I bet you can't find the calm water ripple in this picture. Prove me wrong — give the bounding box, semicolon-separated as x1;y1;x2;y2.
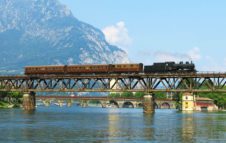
0;106;226;143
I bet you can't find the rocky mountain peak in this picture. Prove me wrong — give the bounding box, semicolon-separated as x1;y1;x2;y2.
0;0;129;74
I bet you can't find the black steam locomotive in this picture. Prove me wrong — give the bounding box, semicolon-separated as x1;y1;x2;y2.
144;61;196;73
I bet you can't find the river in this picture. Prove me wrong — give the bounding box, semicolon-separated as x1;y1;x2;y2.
0;106;226;143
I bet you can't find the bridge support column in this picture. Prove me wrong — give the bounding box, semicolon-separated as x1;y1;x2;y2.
143;94;155;113
100;101;107;108
67;100;73;107
23;92;36;111
80;100;88;107
182;92;195;111
43;100;51;106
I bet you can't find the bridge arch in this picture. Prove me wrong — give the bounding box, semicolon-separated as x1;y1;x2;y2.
122;101;134;108
135;102;159;108
154;102;159;109
160;102;171;109
109;100;119;108
88;100;102;107
138;103;143;108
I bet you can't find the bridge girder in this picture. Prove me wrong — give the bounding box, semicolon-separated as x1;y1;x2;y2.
0;73;226;93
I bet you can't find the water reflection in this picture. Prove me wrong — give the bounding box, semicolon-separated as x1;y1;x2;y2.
107;109;120;141
143;114;154;141
181;112;196;143
0;107;226;142
23;109;36;115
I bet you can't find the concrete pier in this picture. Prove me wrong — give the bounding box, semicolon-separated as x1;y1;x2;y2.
22;92;36;111
67;100;73;107
143;94;155;113
80;100;88;107
100;101;107;108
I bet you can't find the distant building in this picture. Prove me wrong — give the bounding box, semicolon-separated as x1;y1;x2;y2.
195;97;218;111
182;93;218;111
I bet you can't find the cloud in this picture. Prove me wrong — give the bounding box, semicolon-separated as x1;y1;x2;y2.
102;21;132;51
154;47;201;62
187;47;201;61
67;57;73;65
198;56;226;72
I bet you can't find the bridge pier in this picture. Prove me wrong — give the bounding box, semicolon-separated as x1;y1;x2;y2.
43;100;51;106
100;101;107;108
67;100;73;107
143;94;155;113
80;100;88;107
22;91;36;111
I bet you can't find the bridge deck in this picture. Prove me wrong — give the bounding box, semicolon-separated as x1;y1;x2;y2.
1;73;226;92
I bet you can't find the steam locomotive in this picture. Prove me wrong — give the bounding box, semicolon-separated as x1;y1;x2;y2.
24;61;196;75
144;61;195;73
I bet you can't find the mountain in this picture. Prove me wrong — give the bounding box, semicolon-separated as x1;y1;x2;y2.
0;0;129;74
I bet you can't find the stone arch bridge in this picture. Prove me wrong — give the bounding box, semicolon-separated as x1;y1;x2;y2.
37;96;177;109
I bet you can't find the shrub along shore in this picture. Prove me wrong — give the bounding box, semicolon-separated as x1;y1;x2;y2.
0;90;23;109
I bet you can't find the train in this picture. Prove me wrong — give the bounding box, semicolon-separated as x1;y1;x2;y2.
144;61;195;73
24;61;196;75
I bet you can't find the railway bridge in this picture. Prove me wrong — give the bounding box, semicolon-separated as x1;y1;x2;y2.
0;72;226;113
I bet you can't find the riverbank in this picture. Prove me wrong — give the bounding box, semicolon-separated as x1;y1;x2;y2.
0;101;18;109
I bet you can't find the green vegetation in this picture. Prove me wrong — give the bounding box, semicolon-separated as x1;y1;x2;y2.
0;90;23;108
109;92;141;98
109;93;121;98
194;81;226;109
88;100;101;104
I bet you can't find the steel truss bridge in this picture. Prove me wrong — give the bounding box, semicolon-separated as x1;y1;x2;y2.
1;73;226;93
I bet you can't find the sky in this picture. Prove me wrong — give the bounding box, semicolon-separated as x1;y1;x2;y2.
59;0;226;71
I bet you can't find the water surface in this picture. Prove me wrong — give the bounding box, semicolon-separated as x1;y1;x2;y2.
0;106;226;143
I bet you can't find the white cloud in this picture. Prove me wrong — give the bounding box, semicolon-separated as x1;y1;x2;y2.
67;57;73;65
102;21;132;51
154;47;201;62
187;47;201;61
198;56;226;72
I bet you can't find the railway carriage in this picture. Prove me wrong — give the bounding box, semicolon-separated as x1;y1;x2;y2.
110;63;143;73
66;64;110;74
25;65;65;75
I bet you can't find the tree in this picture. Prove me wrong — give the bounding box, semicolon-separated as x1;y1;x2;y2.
109;93;121;98
134;92;145;98
121;92;134;98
